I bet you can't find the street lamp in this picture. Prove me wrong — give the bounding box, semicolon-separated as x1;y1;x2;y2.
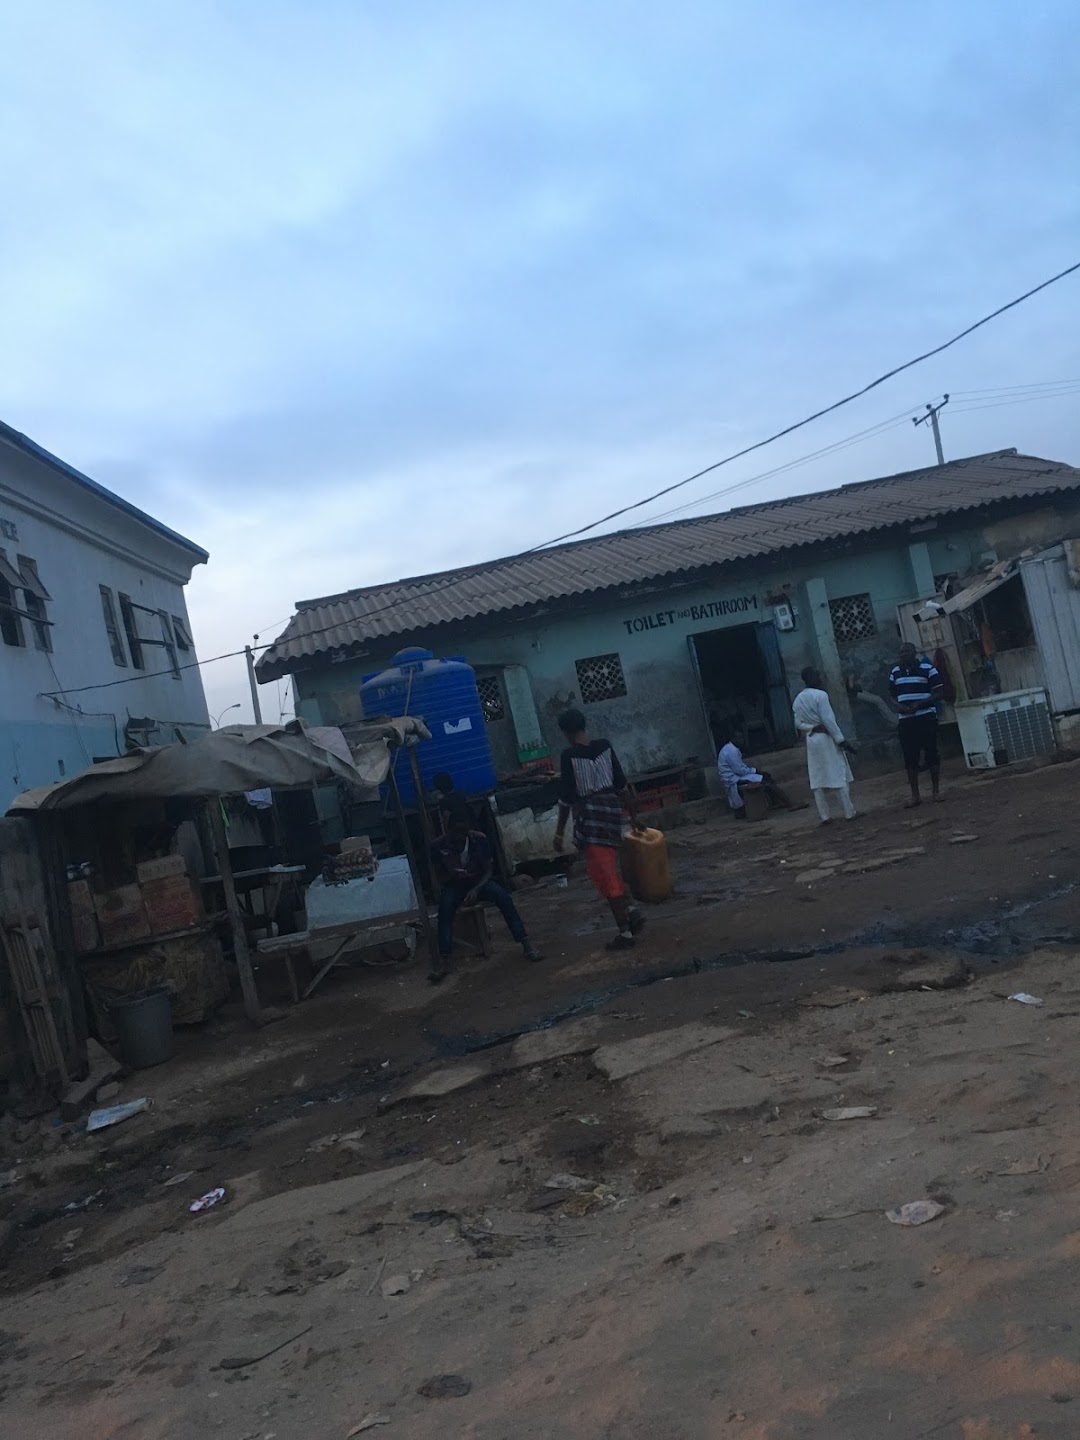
212;703;242;729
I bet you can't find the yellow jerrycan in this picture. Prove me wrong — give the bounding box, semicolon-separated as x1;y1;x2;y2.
620;827;672;904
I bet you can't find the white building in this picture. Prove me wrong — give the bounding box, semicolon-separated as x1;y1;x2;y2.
0;420;210;811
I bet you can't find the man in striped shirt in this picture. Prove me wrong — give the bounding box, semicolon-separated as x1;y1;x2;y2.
889;642;945;807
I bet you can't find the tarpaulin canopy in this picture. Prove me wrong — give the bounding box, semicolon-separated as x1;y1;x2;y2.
7;717;431;813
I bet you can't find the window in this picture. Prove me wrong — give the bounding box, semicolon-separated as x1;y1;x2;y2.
171;614;193;652
575;652;627;704
0;566;24;647
0;549;54;650
117;596;180;675
18;557;51;652
157;611;180;677
22;591;50;651
100;586;128;666
476;673;506;723
829;593;877;644
119;593;143;668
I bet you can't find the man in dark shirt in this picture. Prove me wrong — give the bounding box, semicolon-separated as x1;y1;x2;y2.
889;642;945;807
428;816;541;982
553;708;646;950
429;771;469;834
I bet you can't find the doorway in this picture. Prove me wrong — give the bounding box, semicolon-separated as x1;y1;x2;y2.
688;622;797;755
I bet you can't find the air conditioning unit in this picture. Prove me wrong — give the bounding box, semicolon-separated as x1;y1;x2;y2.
953;688;1055;769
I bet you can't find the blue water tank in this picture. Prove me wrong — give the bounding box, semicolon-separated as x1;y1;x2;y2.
360;648;497;805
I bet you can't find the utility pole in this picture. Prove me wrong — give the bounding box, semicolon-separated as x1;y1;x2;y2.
913;394;949;465
245;642;263;724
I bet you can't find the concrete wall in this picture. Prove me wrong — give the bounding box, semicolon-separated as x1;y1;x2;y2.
0;435;210;811
288;496;1080;777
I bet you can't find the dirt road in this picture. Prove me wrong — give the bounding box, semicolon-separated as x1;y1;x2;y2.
1;757;1078;1438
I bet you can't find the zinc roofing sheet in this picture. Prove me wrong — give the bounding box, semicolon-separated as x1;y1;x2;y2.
257;450;1080;678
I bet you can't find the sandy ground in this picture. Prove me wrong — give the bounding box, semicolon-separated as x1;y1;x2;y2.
1;756;1079;1439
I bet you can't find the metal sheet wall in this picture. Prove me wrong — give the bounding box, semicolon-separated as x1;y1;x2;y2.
1021;546;1080;713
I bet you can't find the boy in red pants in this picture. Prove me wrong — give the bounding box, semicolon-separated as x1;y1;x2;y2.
553;708;646;949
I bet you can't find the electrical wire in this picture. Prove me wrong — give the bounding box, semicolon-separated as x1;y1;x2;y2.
627;404;923;528
951;378;1080;397
37;259;1080;699
640;382;1080;529
948;386;1080;415
45;654;97;763
277;677;292;722
527;258;1080;549
38;569;481;697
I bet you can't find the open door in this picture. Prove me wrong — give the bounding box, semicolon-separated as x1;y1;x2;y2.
755;623;797;747
686;633;717;755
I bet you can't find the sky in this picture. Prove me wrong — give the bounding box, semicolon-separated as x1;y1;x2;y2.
1;0;1079;726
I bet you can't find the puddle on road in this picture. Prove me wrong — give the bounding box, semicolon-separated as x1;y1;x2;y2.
15;883;1078;1271
427;880;1079;1058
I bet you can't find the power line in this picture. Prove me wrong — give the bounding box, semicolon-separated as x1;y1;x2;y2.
637;381;1080;529
38;261;1080;700
949;386;1080;414
37;569;478;697
277;677;292;722
952;377;1080;397
40;644;253;697
527;258;1080;550
628;403;923;528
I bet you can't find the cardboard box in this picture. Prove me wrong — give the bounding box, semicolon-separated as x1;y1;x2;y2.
94;884;151;947
141;874;202;935
136;854;188;884
340;835;373;858
68;878;100;955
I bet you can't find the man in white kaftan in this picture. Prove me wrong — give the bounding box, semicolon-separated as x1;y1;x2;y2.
792;667;857;822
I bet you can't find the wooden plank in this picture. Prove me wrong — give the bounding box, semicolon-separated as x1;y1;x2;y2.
39;812;88;1049
387;765;440;973
79;921;214;960
208;801;261;1026
301;933;355;1000
407;747;440;900
7;908;70;1089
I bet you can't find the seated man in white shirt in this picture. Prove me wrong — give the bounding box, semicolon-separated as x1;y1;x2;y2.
716;729;799;819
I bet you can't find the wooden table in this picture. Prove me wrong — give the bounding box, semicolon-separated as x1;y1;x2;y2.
199;865;306;940
257;910;421;1001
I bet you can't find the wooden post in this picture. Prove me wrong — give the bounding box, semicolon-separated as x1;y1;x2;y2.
406;746;439;901
38;813;88;1048
386;763;439;972
208;800;261;1025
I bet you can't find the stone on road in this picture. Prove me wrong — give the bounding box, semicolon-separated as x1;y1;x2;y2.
593;1022;737;1081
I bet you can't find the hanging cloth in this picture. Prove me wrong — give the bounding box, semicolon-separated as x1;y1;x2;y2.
932;649;956;704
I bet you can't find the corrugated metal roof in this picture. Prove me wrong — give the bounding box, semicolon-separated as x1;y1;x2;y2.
257;450;1080;679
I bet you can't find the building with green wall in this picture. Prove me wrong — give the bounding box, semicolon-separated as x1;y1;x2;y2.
257;450;1080;784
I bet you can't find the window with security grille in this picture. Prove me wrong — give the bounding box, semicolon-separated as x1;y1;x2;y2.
575;653;627;704
829;593;877;644
476;674;506;723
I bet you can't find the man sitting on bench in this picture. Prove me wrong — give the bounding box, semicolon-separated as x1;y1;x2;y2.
428;815;542;982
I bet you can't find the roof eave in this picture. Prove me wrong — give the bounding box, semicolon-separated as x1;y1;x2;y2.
0;420;209;564
258;461;1080;676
